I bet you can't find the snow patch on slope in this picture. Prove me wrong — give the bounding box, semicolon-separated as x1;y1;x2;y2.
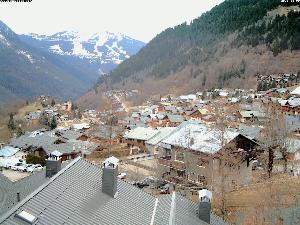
0;34;11;46
23;30;144;65
17;50;34;63
49;44;64;54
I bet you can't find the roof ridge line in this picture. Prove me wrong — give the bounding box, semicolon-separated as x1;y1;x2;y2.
0;157;82;223
149;198;159;225
168;192;176;225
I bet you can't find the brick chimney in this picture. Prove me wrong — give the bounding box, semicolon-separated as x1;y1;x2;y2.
102;156;119;198
198;189;212;224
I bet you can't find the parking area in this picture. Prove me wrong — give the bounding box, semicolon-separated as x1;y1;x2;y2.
118;157;171;196
1;169;31;182
119;163;154;182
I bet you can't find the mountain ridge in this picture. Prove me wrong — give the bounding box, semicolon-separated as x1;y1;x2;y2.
79;0;300;108
0;21;145;105
20;30;145;75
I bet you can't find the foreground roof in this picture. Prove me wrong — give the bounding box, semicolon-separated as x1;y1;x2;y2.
0;161;72;215
154;192;228;225
0;158;228;225
0;170;48;215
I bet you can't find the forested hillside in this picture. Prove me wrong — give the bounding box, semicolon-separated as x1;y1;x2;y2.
84;0;300;107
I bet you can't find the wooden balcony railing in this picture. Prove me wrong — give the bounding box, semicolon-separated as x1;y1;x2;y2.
158;157;186;170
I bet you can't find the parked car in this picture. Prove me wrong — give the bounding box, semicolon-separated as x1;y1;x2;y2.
160;188;170;194
142;176;157;185
17;164;30;172
19;164;33;172
11;162;25;171
27;164;43;173
5;162;15;169
160;184;170;194
5;159;24;169
252;160;263;170
117;173;126;179
135;182;150;189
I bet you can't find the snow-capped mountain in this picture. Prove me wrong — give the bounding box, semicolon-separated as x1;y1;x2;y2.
0;20;145;105
20;31;145;74
0;21;100;105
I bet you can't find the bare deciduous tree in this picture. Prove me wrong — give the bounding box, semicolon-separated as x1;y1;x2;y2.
259;105;289;177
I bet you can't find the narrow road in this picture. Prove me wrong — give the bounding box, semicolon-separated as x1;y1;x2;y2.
114;94;129;113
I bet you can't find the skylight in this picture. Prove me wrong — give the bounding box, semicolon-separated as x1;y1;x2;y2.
15;210;37;224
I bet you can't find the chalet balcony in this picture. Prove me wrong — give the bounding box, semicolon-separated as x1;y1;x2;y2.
158;156;186;171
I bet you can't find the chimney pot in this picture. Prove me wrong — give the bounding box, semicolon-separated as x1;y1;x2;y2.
102;156;119;198
198;189;212;224
17;192;20;202
46;156;61;178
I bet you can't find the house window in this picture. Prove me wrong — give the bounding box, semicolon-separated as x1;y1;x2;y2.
197;175;206;185
186;172;190;180
175;151;184;162
197;158;209;167
177;170;184;177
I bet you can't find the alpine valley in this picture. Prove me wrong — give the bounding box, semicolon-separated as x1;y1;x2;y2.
0;20;144;105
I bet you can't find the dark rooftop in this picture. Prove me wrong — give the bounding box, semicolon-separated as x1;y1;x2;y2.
0;158;229;225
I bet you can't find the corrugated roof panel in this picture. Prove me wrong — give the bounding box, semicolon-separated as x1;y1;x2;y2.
1;158;229;225
146;127;176;146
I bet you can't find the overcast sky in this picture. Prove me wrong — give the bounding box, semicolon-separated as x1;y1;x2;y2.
0;0;223;42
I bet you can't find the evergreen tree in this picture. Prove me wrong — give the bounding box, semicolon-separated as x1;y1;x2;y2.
51;99;56;107
202;74;207;87
39;112;49;126
50;116;57;130
71;103;78;111
297;70;300;83
202;90;207;99
262;81;268;91
16;126;24;137
7;113;16;131
270;80;276;89
76;110;82;119
257;81;262;91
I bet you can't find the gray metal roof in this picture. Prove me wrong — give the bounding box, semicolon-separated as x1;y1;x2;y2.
58;130;83;140
124;127;159;141
87;125;121;139
154;193;229;225
285;115;300;133
0;161;72;216
0;170;48;215
146;127;176;146
167;114;185;123
286;138;300;153
9;130;97;155
0;158;229;225
238;124;261;140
